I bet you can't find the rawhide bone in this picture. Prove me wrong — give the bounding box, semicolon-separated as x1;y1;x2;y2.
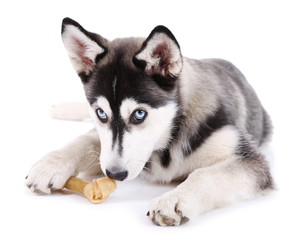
64;176;116;203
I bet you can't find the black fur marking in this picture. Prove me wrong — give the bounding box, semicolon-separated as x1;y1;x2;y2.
110;114;127;156
62;17;79;34
95;49;108;64
152;74;178;91
236;134;274;190
146;149;171;170
236;134;258;159
184;105;234;156
159;148;171;168
132;56;146;70
78;72;91;84
86;59;178;108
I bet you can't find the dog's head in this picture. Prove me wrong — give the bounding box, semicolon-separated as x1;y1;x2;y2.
61;18;183;181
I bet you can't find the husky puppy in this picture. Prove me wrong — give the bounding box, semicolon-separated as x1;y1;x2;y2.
26;18;274;226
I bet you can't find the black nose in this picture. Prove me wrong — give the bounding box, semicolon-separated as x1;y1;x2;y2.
106;169;128;181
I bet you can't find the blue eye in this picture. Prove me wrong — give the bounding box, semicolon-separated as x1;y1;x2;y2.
131;110;147;124
96;108;108;123
135;110;146;119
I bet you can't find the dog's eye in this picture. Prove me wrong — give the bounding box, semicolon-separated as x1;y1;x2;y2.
131;110;147;124
96;108;108;123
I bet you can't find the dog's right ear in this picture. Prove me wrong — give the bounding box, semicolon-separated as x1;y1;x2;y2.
61;18;108;83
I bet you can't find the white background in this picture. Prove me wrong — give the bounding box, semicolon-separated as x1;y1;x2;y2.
1;0;306;239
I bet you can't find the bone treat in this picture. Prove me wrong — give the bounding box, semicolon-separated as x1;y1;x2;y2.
64;176;116;203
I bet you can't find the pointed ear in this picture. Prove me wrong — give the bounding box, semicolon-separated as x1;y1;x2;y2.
61;18;108;82
134;26;183;78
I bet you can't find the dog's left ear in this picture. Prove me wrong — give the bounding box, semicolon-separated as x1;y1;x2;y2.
134;26;183;78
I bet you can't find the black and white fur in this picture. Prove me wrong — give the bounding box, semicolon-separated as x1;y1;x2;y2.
26;18;274;226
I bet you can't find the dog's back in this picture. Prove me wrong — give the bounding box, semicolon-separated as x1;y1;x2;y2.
176;57;272;152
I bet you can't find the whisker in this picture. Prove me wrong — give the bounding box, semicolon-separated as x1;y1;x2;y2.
137;159;160;179
83;150;101;157
80;150;102;172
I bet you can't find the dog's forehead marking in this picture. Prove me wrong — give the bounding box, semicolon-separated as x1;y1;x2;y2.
112;75;117;96
112;75;117;101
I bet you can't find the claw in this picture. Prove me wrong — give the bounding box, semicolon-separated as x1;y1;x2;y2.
31;184;38;192
174;203;189;225
34;188;45;195
151;210;161;226
180;216;190;225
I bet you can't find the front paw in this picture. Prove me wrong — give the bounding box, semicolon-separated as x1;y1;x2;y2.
147;191;192;226
25;152;76;194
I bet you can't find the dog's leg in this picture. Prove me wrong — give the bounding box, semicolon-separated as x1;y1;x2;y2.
148;132;273;226
25;129;101;194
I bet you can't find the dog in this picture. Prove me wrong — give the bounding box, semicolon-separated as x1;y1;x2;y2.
26;18;274;226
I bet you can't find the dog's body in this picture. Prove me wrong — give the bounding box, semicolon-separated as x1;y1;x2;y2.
26;18;274;226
